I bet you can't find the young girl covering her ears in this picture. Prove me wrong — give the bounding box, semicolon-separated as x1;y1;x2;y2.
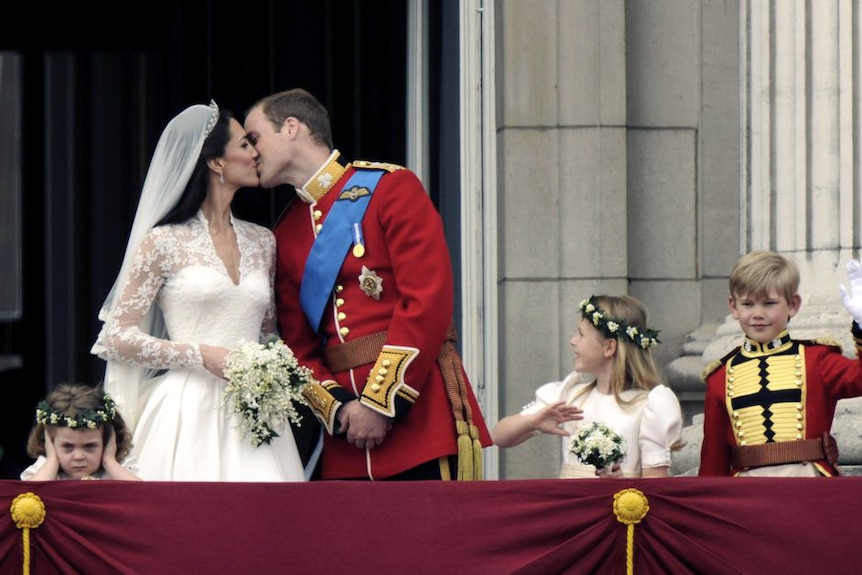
493;294;683;478
21;383;141;481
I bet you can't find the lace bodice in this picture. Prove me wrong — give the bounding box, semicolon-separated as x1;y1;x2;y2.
92;211;277;369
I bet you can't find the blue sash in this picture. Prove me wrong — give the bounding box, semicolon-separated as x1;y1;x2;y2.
300;169;385;333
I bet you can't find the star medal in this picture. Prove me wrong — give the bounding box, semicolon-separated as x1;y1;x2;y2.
358;266;383;300
352;222;365;258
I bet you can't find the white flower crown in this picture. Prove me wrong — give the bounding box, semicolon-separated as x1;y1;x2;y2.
36;393;116;430
579;296;661;349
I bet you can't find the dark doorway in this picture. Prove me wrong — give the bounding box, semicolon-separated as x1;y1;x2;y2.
0;0;424;478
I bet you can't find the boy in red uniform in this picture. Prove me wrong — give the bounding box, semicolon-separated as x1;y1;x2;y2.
700;250;862;476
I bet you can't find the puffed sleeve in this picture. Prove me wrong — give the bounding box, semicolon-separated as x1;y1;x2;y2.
520;371;588;415
639;384;683;468
19;456;48;480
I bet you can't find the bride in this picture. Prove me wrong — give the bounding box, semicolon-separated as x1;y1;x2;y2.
91;101;305;482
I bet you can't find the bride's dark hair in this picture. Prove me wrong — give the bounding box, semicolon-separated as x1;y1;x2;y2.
156;107;234;226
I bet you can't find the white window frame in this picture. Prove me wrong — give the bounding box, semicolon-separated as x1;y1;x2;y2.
407;0;499;478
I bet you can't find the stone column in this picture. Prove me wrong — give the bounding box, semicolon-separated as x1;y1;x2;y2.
705;0;859;362
673;1;862;474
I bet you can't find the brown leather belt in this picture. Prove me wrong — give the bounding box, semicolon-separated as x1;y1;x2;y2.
731;433;839;469
323;331;389;373
321;323;483;479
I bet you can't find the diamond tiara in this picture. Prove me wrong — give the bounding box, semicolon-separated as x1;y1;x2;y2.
205;99;219;137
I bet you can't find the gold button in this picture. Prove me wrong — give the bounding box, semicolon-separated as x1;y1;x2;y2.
728;367;734;374
382;359;391;367
313;209;323;220
371;384;381;392
732;411;739;418
375;375;384;383
337;312;346;321
340;326;349;336
378;368;388;376
796;413;803;420
728;391;734;398
737;431;744;439
315;224;323;234
739;440;747;446
336;285;344;293
336;298;344;307
796;423;803;430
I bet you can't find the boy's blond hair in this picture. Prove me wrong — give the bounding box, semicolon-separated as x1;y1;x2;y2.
729;250;799;303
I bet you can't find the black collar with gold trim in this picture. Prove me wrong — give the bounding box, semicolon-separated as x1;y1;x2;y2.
740;330;793;356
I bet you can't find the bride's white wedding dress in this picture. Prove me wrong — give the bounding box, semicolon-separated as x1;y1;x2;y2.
92;210;305;482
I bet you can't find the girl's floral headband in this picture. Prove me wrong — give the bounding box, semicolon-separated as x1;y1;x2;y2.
35;393;117;430
579;296;661;349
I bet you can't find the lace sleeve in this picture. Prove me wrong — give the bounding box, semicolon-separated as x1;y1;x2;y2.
97;229;203;369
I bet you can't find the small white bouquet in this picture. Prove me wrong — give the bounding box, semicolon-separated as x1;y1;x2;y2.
568;421;627;470
222;339;316;448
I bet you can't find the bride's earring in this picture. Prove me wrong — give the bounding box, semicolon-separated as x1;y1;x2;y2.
219;172;225;184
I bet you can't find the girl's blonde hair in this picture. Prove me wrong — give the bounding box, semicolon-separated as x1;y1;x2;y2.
586;295;662;406
26;383;134;462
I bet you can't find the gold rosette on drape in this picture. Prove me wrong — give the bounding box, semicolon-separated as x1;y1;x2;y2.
11;492;46;575
614;488;649;575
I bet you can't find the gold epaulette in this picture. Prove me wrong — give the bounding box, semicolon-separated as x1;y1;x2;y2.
352;159;404;173
800;337;844;351
701;347;740;381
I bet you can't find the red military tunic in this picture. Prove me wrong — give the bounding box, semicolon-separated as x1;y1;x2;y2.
274;151;491;479
699;329;862;476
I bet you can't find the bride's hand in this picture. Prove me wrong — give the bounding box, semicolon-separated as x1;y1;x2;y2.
199;344;230;379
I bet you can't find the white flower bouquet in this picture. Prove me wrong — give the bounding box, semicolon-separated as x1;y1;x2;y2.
568;421;627;469
222;339;316;448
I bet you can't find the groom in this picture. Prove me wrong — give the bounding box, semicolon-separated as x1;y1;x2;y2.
245;88;492;480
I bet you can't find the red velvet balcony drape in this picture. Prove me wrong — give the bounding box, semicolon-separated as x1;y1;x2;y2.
2;477;860;575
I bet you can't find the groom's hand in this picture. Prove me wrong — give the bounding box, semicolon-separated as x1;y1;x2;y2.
338;401;392;449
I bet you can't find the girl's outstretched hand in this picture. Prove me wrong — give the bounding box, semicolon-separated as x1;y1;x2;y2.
532;401;584;436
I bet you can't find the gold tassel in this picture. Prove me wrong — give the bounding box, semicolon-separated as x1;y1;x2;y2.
470;424;484;480
439;323;486;481
456;420;474;480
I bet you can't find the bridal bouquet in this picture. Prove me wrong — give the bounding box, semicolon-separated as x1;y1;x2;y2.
568;421;627;469
222;339;315;448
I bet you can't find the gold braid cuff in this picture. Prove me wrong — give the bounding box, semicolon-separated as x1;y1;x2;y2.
360;346;419;417
301;380;343;435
